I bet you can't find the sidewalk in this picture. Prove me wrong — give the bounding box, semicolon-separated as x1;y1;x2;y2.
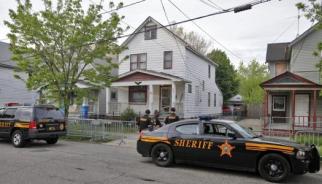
103;134;138;148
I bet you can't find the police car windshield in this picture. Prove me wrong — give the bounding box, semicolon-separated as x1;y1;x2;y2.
229;123;256;139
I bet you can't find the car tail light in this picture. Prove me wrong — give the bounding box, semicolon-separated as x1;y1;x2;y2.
29;120;37;129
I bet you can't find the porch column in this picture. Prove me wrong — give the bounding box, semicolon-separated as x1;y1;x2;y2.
291;90;296;133
106;87;110;114
171;82;176;108
263;90;268;127
313;90;317;130
148;85;154;112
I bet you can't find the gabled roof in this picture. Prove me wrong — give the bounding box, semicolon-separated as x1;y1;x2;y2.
260;71;322;89
114;69;190;83
121;16;217;66
266;42;290;62
289;23;319;47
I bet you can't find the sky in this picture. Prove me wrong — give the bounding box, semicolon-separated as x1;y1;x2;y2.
0;0;314;67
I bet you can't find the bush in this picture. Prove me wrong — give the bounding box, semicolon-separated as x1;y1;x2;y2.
120;107;137;121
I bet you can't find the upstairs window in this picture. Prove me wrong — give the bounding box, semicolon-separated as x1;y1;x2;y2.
144;25;157;40
202;80;205;91
130;53;147;71
208;92;211;107
208;65;211;78
214;93;216;107
275;62;287;76
187;84;192;93
164;51;173;69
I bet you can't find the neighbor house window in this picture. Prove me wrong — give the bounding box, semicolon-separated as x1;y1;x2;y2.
272;96;285;111
214;93;216;107
208;65;211;78
130;53;147;71
164;51;173;69
129;86;147;104
202;80;205;91
208;92;211;107
144;25;157;40
187;84;192;93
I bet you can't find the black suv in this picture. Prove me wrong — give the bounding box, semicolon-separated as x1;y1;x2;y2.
0;105;67;147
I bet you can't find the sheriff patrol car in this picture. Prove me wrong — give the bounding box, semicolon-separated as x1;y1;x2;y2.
137;118;320;182
0;104;66;147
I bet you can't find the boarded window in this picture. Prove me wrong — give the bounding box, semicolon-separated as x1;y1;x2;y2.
129;86;147;104
144;25;157;40
164;51;173;69
275;62;287;76
130;53;147;71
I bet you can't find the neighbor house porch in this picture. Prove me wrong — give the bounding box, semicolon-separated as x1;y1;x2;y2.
106;70;189;117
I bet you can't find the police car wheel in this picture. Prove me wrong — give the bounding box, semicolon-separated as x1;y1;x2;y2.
46;137;58;144
11;130;26;148
258;153;290;182
151;143;173;167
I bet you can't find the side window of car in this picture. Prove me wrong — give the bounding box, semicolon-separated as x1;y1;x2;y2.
203;123;235;138
3;108;17;119
15;108;32;122
0;109;5;118
175;124;199;135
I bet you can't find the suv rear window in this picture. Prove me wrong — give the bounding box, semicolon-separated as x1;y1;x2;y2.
35;107;64;120
15;108;33;122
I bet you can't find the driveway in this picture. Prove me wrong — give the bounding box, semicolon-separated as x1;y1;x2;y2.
0;140;321;184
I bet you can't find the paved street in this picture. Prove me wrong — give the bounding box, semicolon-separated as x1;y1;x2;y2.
0;140;321;184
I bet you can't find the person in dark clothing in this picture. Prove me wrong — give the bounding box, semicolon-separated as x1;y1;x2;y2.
153;110;162;128
137;109;152;132
164;107;179;125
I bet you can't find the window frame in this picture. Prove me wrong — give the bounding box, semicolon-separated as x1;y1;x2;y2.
163;51;173;69
128;86;147;104
144;25;157;40
272;96;286;112
130;53;147;71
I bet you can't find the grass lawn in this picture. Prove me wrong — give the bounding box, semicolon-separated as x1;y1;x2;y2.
294;135;322;155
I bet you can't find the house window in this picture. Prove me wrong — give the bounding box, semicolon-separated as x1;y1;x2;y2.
202;80;205;91
272;96;285;111
208;65;211;78
208;92;211;107
275;62;287;76
164;51;173;69
130;53;147;71
144;24;157;40
195;86;201;105
214;93;216;107
110;90;117;101
187;84;192;93
129;86;147;104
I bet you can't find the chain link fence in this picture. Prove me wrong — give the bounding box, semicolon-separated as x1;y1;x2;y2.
67;118;138;143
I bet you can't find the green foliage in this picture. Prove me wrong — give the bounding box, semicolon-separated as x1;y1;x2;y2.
207;49;239;102
297;1;322;90
238;60;269;105
4;0;126;116
120;107;137;121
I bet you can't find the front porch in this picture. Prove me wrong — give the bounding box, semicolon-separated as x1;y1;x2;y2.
106;70;189;117
261;72;322;133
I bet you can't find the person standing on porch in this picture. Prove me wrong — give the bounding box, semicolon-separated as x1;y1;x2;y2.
164;107;179;125
137;109;152;132
153;110;162;129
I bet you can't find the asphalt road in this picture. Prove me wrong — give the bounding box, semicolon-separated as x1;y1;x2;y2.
0;140;321;184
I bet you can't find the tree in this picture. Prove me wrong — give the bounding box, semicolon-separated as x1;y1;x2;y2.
170;25;211;54
4;0;126;117
207;49;239;102
238;60;269;105
296;1;322;85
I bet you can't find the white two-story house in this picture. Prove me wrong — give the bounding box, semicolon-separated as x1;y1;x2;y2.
105;17;223;118
261;24;322;131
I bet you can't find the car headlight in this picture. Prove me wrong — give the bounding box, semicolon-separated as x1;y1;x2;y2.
296;150;306;160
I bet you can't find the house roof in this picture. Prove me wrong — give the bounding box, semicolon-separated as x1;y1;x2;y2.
114;69;191;83
266;42;290;62
260;71;322;89
289;23;319;47
121;16;218;66
0;41;16;69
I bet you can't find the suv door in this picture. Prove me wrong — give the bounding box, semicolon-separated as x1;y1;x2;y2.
0;108;17;137
200;122;248;169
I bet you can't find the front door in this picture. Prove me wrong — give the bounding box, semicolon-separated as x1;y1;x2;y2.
160;86;171;113
271;95;287;123
295;94;310;126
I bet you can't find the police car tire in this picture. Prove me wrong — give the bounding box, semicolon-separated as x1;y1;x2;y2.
151;143;173;167
258;153;290;182
46;137;58;144
11;130;26;148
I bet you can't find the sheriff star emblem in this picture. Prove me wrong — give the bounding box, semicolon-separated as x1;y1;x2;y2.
218;140;235;158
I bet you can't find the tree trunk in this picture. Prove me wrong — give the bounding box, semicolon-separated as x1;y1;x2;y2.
63;95;70;118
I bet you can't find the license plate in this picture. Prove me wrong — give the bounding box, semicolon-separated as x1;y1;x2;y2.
48;127;56;131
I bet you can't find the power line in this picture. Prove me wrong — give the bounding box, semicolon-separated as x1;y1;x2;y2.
273;19;297;42
199;0;222;10
167;0;243;60
0;0;274;63
99;0;147;15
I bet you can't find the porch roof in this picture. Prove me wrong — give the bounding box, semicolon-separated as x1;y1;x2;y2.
260;71;322;90
111;69;190;87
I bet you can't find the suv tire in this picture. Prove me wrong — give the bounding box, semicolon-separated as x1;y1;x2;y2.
46;137;59;144
11;130;26;148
